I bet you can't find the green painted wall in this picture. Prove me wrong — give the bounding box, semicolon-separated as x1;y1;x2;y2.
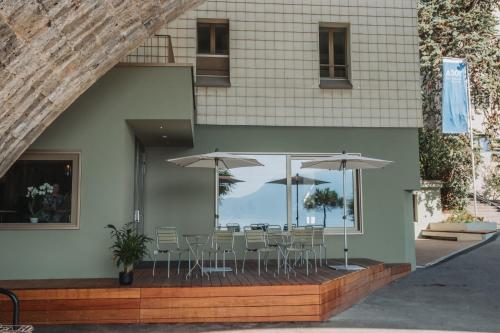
0;66;194;280
0;65;418;279
145;125;419;268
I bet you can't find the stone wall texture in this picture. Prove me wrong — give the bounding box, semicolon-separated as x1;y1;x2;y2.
0;0;205;177
161;0;422;128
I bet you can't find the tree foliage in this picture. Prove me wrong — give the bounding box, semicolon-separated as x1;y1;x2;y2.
418;0;498;209
218;169;236;198
418;0;500;137
304;188;341;227
483;166;500;201
419;128;480;210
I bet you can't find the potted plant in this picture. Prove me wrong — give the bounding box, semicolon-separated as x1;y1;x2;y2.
26;183;54;223
106;223;152;285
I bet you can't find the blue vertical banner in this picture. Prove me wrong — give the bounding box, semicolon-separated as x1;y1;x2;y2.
442;58;469;133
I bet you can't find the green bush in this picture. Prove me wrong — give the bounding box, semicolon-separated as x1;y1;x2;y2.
483;167;500;201
444;210;483;223
419;128;480;210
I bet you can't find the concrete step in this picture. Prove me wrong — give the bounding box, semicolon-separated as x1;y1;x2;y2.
421;230;496;241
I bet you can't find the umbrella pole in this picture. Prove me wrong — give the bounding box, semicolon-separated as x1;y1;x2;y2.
342;161;348;269
296;175;299;227
215;158;219;228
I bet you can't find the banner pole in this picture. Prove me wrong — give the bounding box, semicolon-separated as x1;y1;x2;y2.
466;61;478;218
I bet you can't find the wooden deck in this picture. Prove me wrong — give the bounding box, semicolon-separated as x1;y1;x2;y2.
0;259;410;325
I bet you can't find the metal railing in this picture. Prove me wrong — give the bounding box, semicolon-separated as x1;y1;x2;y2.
121;34;175;64
476;194;500;210
320;64;349;80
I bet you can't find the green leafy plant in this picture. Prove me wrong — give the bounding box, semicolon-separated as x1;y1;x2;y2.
419;128;480;210
106;223;152;273
418;0;499;138
444;210;483;223
304;188;341;227
218;169;236;198
483;166;500;201
417;0;498;210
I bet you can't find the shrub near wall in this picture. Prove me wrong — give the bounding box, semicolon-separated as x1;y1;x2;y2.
419;128;479;210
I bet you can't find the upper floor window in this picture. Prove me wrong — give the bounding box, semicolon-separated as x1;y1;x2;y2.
0;151;80;229
196;19;230;87
319;25;352;89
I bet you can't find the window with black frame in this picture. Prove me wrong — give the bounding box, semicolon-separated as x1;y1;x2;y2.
196;19;230;86
319;25;352;89
0;152;80;229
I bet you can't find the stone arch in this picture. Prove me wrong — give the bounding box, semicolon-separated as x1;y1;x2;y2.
0;0;204;176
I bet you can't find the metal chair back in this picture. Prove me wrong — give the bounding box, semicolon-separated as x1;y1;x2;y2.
156;227;180;250
226;223;240;232
291;228;314;247
244;229;267;250
266;225;284;246
212;229;235;251
312;226;325;246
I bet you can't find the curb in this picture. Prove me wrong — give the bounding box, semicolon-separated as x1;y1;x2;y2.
416;231;498;269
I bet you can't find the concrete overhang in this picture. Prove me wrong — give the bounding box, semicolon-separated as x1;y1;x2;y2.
113;64;195;147
126;119;193;147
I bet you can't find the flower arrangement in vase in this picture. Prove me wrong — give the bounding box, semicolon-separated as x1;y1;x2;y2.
26;183;53;223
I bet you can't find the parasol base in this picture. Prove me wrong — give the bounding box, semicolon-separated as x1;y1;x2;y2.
329;264;366;271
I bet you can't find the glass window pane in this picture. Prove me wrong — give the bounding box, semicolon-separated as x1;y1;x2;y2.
197;23;211;54
0;159;74;223
333;30;346;66
319;30;329;65
291;159;356;228
320;66;330;78
334;66;347;78
219;155;287;230
214;24;229;55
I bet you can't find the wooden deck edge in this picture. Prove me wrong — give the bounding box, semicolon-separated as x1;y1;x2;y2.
0;261;408;325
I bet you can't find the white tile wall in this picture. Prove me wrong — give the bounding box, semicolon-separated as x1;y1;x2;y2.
158;0;422;128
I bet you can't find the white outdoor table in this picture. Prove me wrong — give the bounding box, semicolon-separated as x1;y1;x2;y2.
183;234;210;279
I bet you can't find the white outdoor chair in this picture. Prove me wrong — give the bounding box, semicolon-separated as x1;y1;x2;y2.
286;227;317;276
266;225;286;274
204;229;238;277
152;227;190;278
242;229;275;275
312;226;328;266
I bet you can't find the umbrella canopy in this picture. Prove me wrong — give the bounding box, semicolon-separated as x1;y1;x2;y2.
167;152;263;241
301;153;392;170
168;152;263;170
301;152;392;271
267;174;330;227
219;175;244;184
267;174;329;186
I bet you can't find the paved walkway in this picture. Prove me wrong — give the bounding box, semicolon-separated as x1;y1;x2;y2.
38;235;500;333
415;238;479;266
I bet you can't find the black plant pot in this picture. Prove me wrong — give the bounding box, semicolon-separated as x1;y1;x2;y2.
119;271;134;285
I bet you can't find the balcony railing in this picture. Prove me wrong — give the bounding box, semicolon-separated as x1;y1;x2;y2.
121;34;175;65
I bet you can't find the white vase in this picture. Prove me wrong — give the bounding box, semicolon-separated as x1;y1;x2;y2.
30;217;39;223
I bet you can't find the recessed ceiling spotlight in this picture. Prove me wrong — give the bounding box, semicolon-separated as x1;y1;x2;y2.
159;125;164;129
162;135;168;139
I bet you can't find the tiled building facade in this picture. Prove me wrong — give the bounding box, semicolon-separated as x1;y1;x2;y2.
160;0;422;128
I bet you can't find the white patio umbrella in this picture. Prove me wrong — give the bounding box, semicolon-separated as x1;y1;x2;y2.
167;152;263;226
301;151;392;271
